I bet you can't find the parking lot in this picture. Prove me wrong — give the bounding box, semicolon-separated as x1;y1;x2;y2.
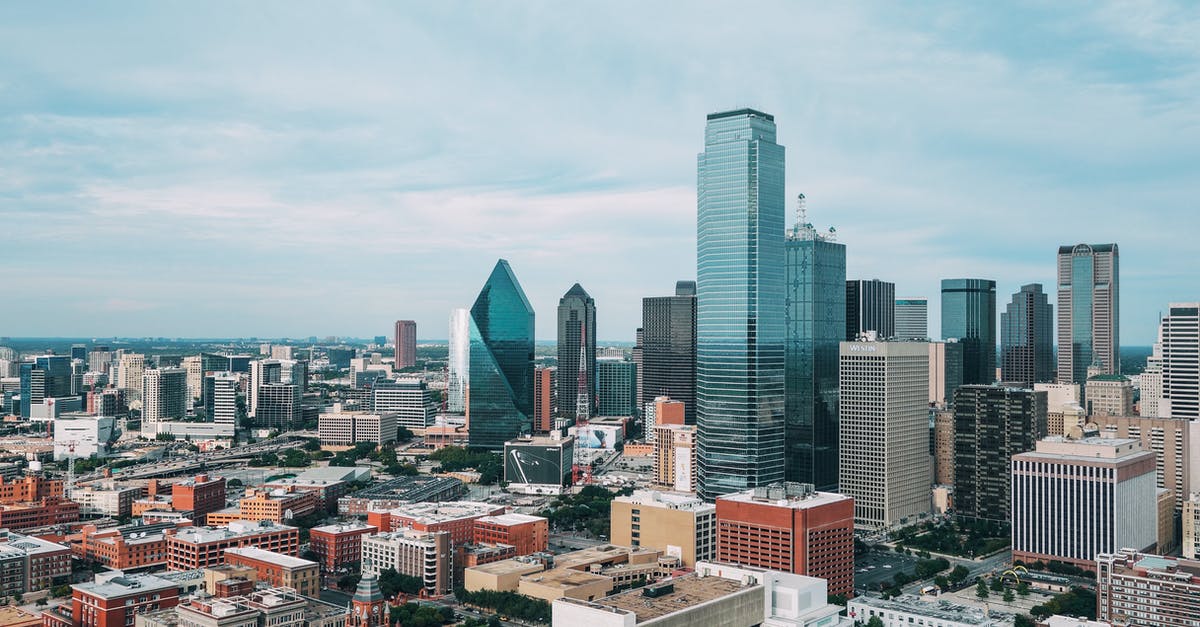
854;549;922;593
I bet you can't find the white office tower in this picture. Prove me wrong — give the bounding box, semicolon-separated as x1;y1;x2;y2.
894;297;928;340
116;353;146;400
373;378;437;430
838;340;932;530
1149;304;1200;420
182;355;203;401
141;367;187;436
205;373;239;426
248;359;282;418
447;308;471;414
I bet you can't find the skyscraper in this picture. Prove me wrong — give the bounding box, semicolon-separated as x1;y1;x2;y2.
447;308;470;414
1000;283;1054;387
202;372;238;427
1057;243;1120;384
18;355;73;417
532;366;555;432
255;383;301;430
838;340;931;530
696;108;786;499
784;209;845;490
466;259;535;450
596;359;637;417
894;297;928;340
141;367;187;435
952;385;1047;524
248;359;282;418
845;279;895;340
1144;304;1199;419
556;283;596;421
394;320;417;369
641;281;697;424
941;278;996;385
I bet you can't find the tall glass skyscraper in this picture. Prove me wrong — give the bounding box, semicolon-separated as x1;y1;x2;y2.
446;308;471;414
784;214;845;490
696;108;786;499
556;283;596;421
845;279;895;340
1000;284;1054;387
18;355;73;417
1057;243;1120;384
941;278;997;385
641;281;697;424
467;260;535;450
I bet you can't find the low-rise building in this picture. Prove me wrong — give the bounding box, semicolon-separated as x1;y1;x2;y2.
366;501;503;546
463;557;545;593
336;475;463;516
43;571;180;627
76;524;170;570
610;490;715;568
164;521;299;570
847;594;1014;626
360;530;453;596
318;407;397;447
471;514;548;556
0;499;79;531
205;489;320;526
53;415;116;460
223;547;319;598
171;475;227;526
71;484;143;519
309;521;376;573
1097;549;1200;626
553;562;851;627
0;530;71;592
260;477;349;515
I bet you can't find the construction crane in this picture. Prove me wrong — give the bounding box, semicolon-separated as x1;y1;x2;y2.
62;440;79;500
572;323;593;485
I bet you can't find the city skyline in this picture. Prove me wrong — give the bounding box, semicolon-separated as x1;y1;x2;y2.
3;4;1198;343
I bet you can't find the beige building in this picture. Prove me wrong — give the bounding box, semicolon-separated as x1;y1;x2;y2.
116;353;146;400
933;409;954;486
1035;382;1081;436
652;424;696;492
318;404;398;447
1157;489;1176;555
1093;415;1193;517
1184;493;1200;559
610;490;714;567
518;569;613;603
1086;375;1134;417
463;558;545;592
927;341;958;406
360;530;453;595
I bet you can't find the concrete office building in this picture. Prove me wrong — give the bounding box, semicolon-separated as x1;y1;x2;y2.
611;490;715;568
785;210;845;490
1012;437;1156;569
933;409;955;486
116;353;146;399
318;406;397;447
532;366;555;432
18;356;75;418
644;396;684;445
839;340;931;530
715;483;854;598
141;368;187;436
372;379;436;430
1094;415;1194;518
182;356;202;402
557;284;597;422
641;281;697;425
254;383;300;430
1057;243;1120;385
653;424;697;493
394;320;417;369
952;386;1047;524
895;297;928;340
1035;383;1082;436
928;340;964;407
1086;375;1134;417
360;530;453;596
201;373;238;427
846;279;895;340
1097;549;1200;627
1146;304;1199;419
696;109;786;499
1000;283;1054;387
53;414;116;460
1184;494;1200;559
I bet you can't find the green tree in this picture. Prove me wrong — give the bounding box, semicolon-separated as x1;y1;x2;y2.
949;565;970;584
1003;589;1015;603
868;617;885;627
990;576;1004;592
976;580;989;599
1017;581;1030;596
934;575;949;590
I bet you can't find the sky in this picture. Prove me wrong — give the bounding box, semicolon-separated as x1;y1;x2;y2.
1;2;1197;344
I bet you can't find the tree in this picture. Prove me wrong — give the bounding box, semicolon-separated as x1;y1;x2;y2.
1017;581;1030;597
227;478;244;487
36;597;47;606
990;576;1004;592
1014;615;1037;627
868;617;885;627
934;575;949;590
1003;589;1015;603
949;565;970;584
976;580;989;599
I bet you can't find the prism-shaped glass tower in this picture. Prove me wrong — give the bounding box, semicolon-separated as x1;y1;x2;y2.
467;259;535;450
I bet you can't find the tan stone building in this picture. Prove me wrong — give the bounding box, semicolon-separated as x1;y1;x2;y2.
652;424;696;492
1093;415;1193;517
610;490;714;567
933;409;954;486
1085;375;1134;417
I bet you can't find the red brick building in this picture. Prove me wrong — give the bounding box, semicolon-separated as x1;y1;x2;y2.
0;499;79;531
0;476;63;503
472;514;548;556
366;502;503;546
533;367;554;432
163;520;299;570
309;521;377;572
42;571;179;627
715;483;855;598
73;525;169;570
171;474;226;525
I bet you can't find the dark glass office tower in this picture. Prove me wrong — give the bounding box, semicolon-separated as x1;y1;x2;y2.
556;283;596;421
784;216;845;490
696;108;786;499
953;385;1047;524
1001;284;1054;387
467;260;535;450
941;278;997;385
19;355;73;417
1057;243;1120;383
641;281;697;424
846;279;895;340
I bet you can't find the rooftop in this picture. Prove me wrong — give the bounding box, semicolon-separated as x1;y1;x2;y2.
224;547;317;569
521;568;610;589
311;520;377;535
476;513;545;526
849;594;1011;626
718;482;851;510
293;466;371;484
168;520;296;544
577;574;752;622
553;545;659;571
381;501;501;524
75;571;179;600
615;490;714;512
706;108;773;122
466;558;545;577
1027;437;1148;460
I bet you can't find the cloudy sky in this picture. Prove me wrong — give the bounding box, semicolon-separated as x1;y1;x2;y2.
2;2;1197;344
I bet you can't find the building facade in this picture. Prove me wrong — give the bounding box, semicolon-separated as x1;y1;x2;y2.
360;530;453;596
171;475;226;525
845;279;894;340
784;215;845;490
466;260;535;450
1085;375;1134;417
952;385;1047;524
1058;243;1121;386
310;522;377;573
941;278;996;386
696;108;787;499
894;297;928;340
1000;283;1054;387
141;368;187;436
1093;415;1193;519
610;490;715;568
163;521;299;570
653;424;697;492
839;340;931;530
223;547;319;598
393;320;417;370
371;379;435;431
202;373;239;427
1147;304;1199;419
532;366;554;432
595;360;636;417
1097;549;1200;627
556;283;596;422
640;281;697;425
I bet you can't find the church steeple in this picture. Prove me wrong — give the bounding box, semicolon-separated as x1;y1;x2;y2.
347;575;385;627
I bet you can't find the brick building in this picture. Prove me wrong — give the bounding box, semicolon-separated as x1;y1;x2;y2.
204;489;320;526
163;520;299;570
0;499;79;531
0;476;62;504
714;483;855;598
472;514;548;556
366;502;503;546
42;571;180;627
309;521;377;572
1097;549;1200;626
74;525;169;571
224;547;319;598
171;475;226;525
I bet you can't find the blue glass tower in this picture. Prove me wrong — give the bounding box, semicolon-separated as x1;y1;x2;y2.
1000;283;1054;387
941;278;996;386
696;108;786;499
18;355;73;417
784;211;845;490
467;259;535;450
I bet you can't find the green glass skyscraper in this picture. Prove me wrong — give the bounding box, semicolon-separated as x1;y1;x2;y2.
784;212;845;490
941;278;996;385
696;108;786;499
467;259;535;450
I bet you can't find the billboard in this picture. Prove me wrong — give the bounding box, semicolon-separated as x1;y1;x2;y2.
504;441;571;487
573;424;624;450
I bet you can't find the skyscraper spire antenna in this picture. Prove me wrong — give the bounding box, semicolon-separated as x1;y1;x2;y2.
796;193;807;227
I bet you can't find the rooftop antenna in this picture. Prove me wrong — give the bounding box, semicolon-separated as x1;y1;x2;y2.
796;193;807;227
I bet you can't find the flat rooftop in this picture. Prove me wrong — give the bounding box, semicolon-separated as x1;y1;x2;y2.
615;490;714;512
850;595;1010;625
225;546;316;569
718;488;851;510
76;572;178;599
1028;436;1147;460
554;545;658;571
522;568;609;589
468;558;545;577
311;520;377;534
476;513;545;526
383;501;501;524
583;574;751;622
169;521;296;544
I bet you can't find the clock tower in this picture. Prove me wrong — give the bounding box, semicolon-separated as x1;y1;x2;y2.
348;575;385;627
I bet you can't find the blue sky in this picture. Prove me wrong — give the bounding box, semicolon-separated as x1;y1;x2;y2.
1;2;1197;344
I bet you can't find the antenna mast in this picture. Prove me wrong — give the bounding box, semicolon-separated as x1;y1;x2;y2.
573;322;592;485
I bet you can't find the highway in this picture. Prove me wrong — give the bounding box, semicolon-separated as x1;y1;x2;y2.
75;438;307;483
